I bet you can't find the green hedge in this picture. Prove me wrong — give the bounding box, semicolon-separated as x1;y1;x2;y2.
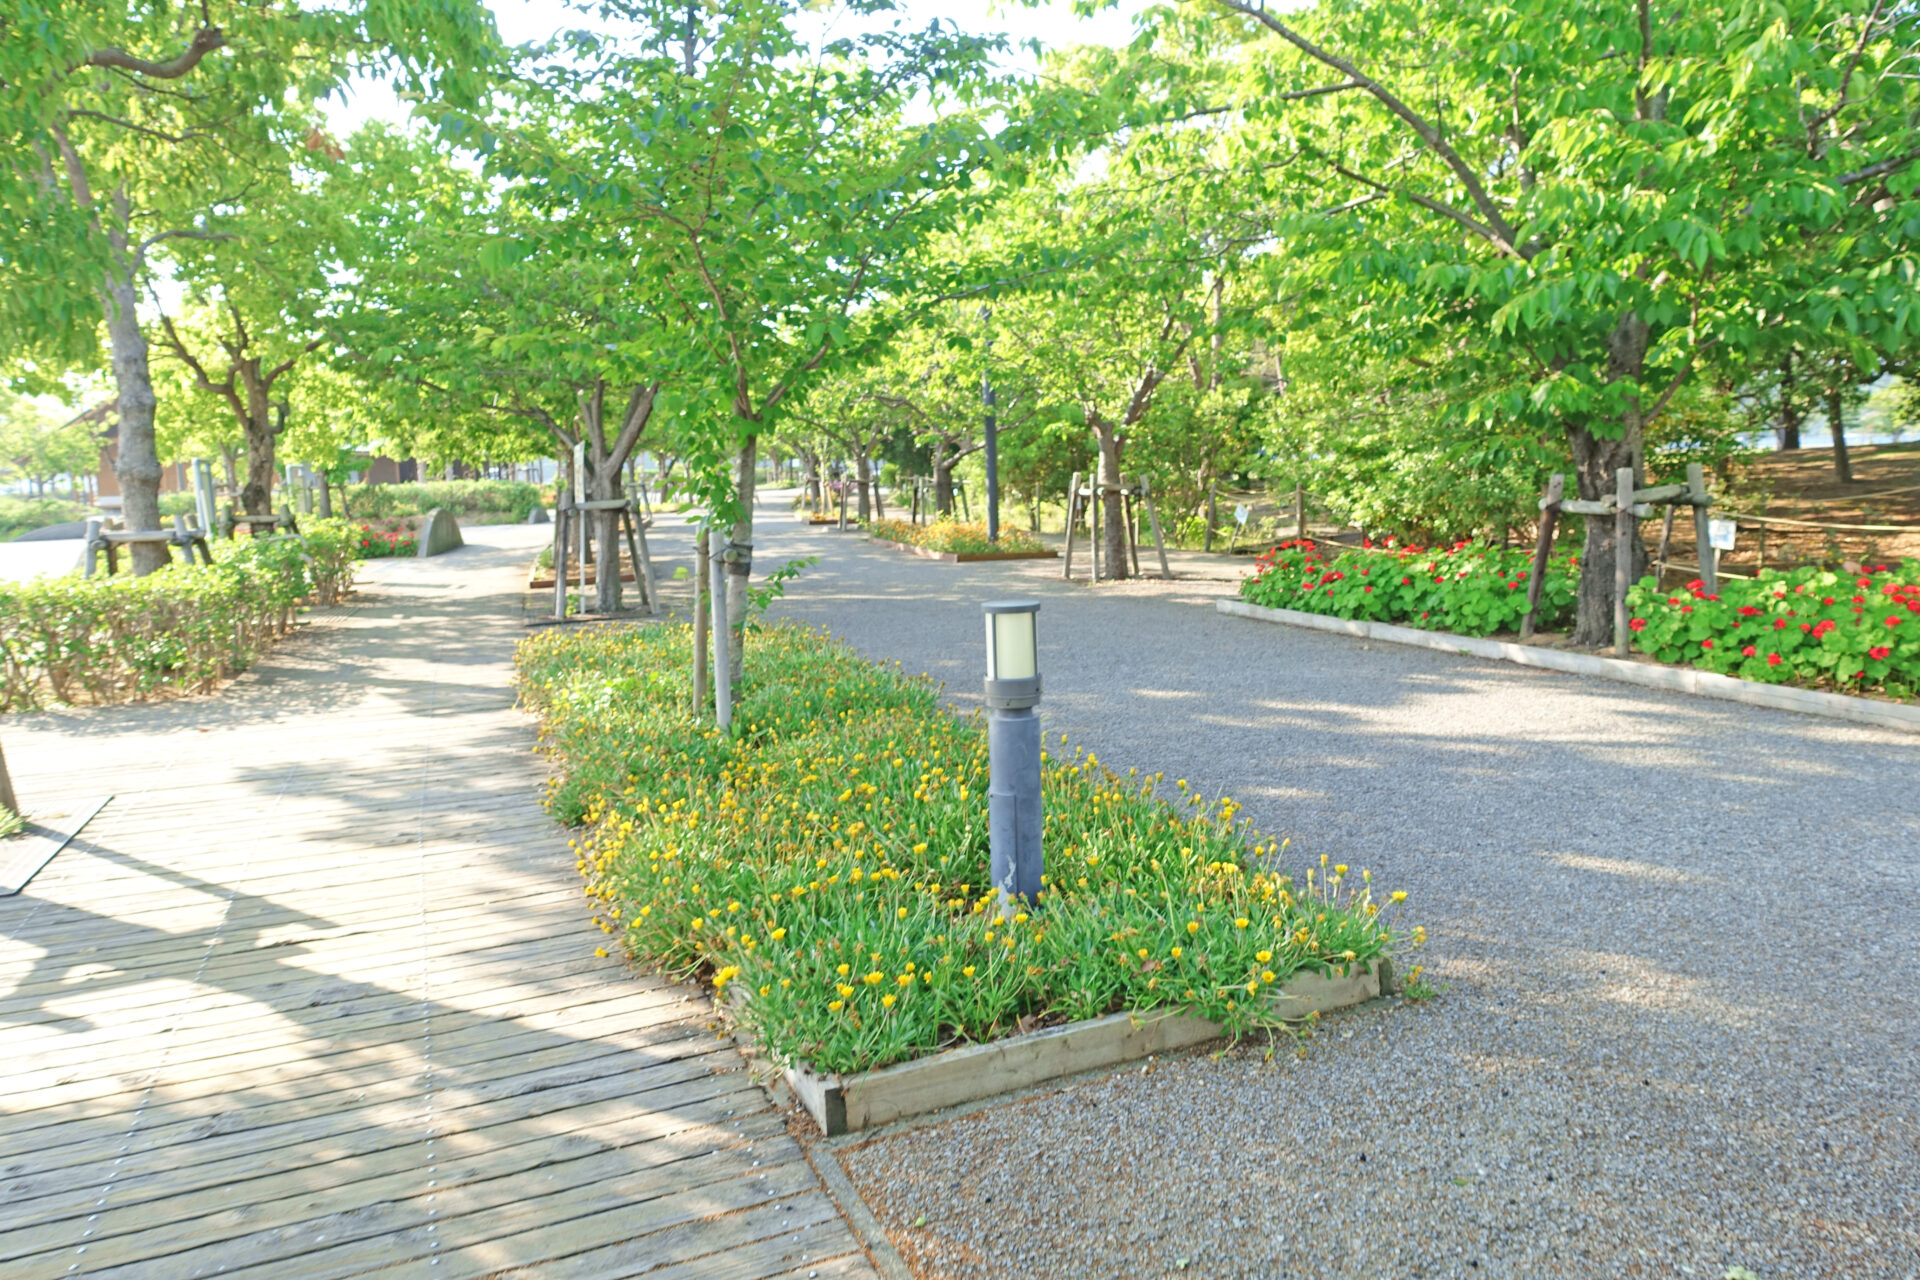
0;520;357;712
345;480;545;522
0;496;92;542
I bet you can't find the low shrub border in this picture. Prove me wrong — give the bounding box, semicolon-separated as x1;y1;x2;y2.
1239;538;1578;637
866;518;1054;560
0;520;357;711
517;622;1412;1091
354;519;419;558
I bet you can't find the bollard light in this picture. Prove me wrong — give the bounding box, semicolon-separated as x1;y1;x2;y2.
982;601;1042;903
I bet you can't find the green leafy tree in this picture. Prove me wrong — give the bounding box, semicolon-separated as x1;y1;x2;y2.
1193;0;1920;641
1;1;497;570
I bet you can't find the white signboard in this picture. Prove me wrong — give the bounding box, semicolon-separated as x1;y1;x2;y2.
1707;518;1738;552
1233;503;1251;527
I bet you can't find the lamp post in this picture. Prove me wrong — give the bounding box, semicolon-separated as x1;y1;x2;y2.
982;600;1042;902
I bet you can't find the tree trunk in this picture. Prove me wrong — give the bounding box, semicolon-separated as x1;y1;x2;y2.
1828;384;1852;484
102;266;166;572
855;454;872;521
932;440;955;516
1563;313;1656;645
1093;421;1129;580
726;436;758;688
591;461;623;614
221;445;238;494
1778;352;1802;451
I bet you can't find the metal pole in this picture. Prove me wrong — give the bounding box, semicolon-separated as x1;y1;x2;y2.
982;602;1042;904
709;528;733;731
981;305;999;543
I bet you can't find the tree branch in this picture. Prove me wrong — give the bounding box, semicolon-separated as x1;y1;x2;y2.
1210;0;1529;258
81;26;225;80
1839;146;1920;186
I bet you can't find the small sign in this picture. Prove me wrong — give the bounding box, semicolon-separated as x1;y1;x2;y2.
1233;504;1251;527
1708;518;1738;552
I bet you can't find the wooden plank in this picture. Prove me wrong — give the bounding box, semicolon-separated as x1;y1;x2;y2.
1615;467;1635;657
1688;461;1717;594
1521;473;1563;641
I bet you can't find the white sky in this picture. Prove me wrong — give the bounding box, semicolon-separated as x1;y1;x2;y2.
320;0;1156;135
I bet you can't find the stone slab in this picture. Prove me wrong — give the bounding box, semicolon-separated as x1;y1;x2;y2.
418;508;465;557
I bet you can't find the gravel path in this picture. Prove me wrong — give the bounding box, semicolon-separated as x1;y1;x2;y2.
748;511;1920;1280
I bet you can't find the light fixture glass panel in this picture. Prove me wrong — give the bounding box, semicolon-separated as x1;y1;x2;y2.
992;610;1037;681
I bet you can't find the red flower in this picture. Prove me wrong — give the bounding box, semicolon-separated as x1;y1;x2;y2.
1364;585;1373;593
1767;653;1783;667
1869;646;1892;661
1629;618;1647;632
1773;618;1787;630
1741;645;1756;657
1888;617;1904;628
1701;639;1715;650
1822;596;1835;605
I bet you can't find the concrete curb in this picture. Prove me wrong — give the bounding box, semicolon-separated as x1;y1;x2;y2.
1215;596;1920;735
783;962;1384;1137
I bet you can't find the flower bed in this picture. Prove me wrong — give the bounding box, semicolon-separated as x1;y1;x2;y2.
517;622;1410;1077
1239;539;1577;637
0;520;358;711
866;518;1048;557
1627;563;1920;697
354;520;419;558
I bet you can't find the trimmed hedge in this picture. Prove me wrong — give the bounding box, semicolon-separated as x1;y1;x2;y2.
345;480;545;523
0;496;91;542
0;520;357;711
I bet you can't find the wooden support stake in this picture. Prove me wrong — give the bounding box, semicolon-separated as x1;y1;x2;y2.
1654;502;1676;587
1090;482;1102;584
1121;485;1142;578
1520;473;1563;641
1204;482;1217;553
552;501;569;620
629;506;659;615
1294;483;1306;540
1142;475;1172;577
1062;472;1081;580
693;535;709;713
1614;467;1635;657
1687;462;1716;594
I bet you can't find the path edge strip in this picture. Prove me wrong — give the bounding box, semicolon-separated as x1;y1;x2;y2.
781;963;1384;1137
1216;597;1920;735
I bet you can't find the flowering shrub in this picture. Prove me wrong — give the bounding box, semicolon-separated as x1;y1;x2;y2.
867;518;1047;556
1627;562;1920;697
517;622;1410;1075
354;520;418;558
1239;539;1578;637
0;520;357;711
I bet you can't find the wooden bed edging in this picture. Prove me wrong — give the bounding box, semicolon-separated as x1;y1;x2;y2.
1216;597;1920;735
782;961;1386;1136
866;537;1059;564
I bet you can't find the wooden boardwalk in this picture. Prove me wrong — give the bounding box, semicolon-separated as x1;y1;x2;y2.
0;527;878;1280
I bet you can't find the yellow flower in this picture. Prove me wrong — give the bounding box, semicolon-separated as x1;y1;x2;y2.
1012;912;1029;924
962;965;976;977
864;971;884;985
1234;917;1250;929
759;984;771;997
837;963;851;976
828;1000;844;1012
881;993;897;1008
896;973;913;987
593;947;608;958
1391;891;1407;903
913;843;928;854
1261;970;1276;983
1187;921;1200;935
1334;865;1348;876
1256;950;1272;963
1170;946;1182;960
896;907;909;919
1136;948;1149;959
771;927;787;940
837;983;855;998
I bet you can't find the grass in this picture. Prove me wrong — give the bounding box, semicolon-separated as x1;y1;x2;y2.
517;621;1411;1076
0;807;22;838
